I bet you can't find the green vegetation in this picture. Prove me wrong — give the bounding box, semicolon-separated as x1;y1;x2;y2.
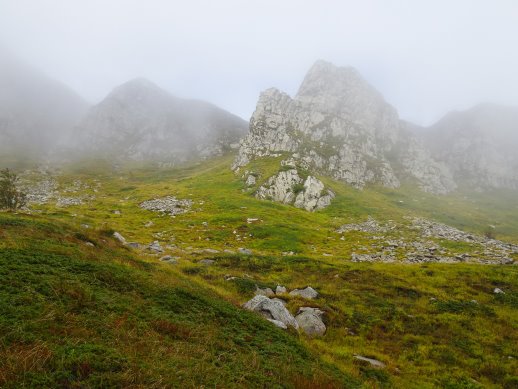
1;154;517;387
0;212;353;388
0;168;26;211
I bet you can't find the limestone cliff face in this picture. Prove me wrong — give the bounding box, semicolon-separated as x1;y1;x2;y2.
233;60;456;196
422;104;518;190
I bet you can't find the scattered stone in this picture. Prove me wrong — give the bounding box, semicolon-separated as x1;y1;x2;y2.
494;288;505;294
289;286;319;299
223;249;236;254
238;248;253;255
147;241;163;253
275;285;287;294
203;248;220;254
243;295;298;329
295;307;326;337
85;242;95;247
247;218;260;224
255;287;275;297
113;232;127;244
126;242;141;249
160;255;179;264
245;174;257;186
199;259;215;266
113;210;121;215
140;196;193;216
353;355;386;369
144;221;154;227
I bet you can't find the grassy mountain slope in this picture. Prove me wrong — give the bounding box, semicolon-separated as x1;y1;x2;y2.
3;154;518;388
0;213;355;388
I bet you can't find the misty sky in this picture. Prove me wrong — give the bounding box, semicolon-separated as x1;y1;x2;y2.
1;0;518;125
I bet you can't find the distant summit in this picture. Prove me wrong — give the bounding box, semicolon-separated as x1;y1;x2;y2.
0;50;89;156
423;103;518;189
76;78;248;162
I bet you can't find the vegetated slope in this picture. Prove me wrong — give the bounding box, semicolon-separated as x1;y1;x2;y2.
16;154;518;388
0;50;89;157
0;212;355;388
75;78;248;162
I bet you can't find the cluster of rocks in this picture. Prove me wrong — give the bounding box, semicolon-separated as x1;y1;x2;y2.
243;285;326;336
255;168;334;211
342;216;517;265
139;196;193;216
337;216;394;234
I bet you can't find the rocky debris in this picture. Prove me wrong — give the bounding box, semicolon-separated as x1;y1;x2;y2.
243;295;299;329
21;176;58;205
245;174;257;186
85;242;95;247
113;232;127;244
56;197;84;207
255;287;275;297
144;221;154;227
233;60;455;194
353;355;386;369
203;248;219;254
140;196;193;216
275;285;287;294
255;169;334;211
295;307;326;337
342;216;517;265
494;288;505;294
199;259;215;266
238;248;253;255
147;241;163;253
160;255;179;264
126;242;141;249
337;216;391;234
289;286;319;299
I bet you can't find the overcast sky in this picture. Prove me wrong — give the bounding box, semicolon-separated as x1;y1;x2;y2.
1;0;517;125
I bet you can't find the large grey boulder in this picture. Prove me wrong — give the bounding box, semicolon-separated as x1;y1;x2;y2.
289;286;319;299
295;307;326;337
255;286;275;297
243;295;299;329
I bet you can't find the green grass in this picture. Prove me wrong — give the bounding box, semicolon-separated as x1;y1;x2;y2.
0;212;355;388
2;153;518;388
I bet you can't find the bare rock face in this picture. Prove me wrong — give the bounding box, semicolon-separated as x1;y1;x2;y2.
233;60;456;195
255;169;334;211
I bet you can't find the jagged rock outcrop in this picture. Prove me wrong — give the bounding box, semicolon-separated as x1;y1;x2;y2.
255;169;334;211
233;60;456;195
76;78;247;162
422;104;518;190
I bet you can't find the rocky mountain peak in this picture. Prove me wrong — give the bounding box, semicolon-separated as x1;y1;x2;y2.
233;60;457;211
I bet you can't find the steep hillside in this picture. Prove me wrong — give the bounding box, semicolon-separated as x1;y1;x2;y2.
76;78;248;163
0;51;89;156
11;155;518;388
0;212;353;388
423;104;518;190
